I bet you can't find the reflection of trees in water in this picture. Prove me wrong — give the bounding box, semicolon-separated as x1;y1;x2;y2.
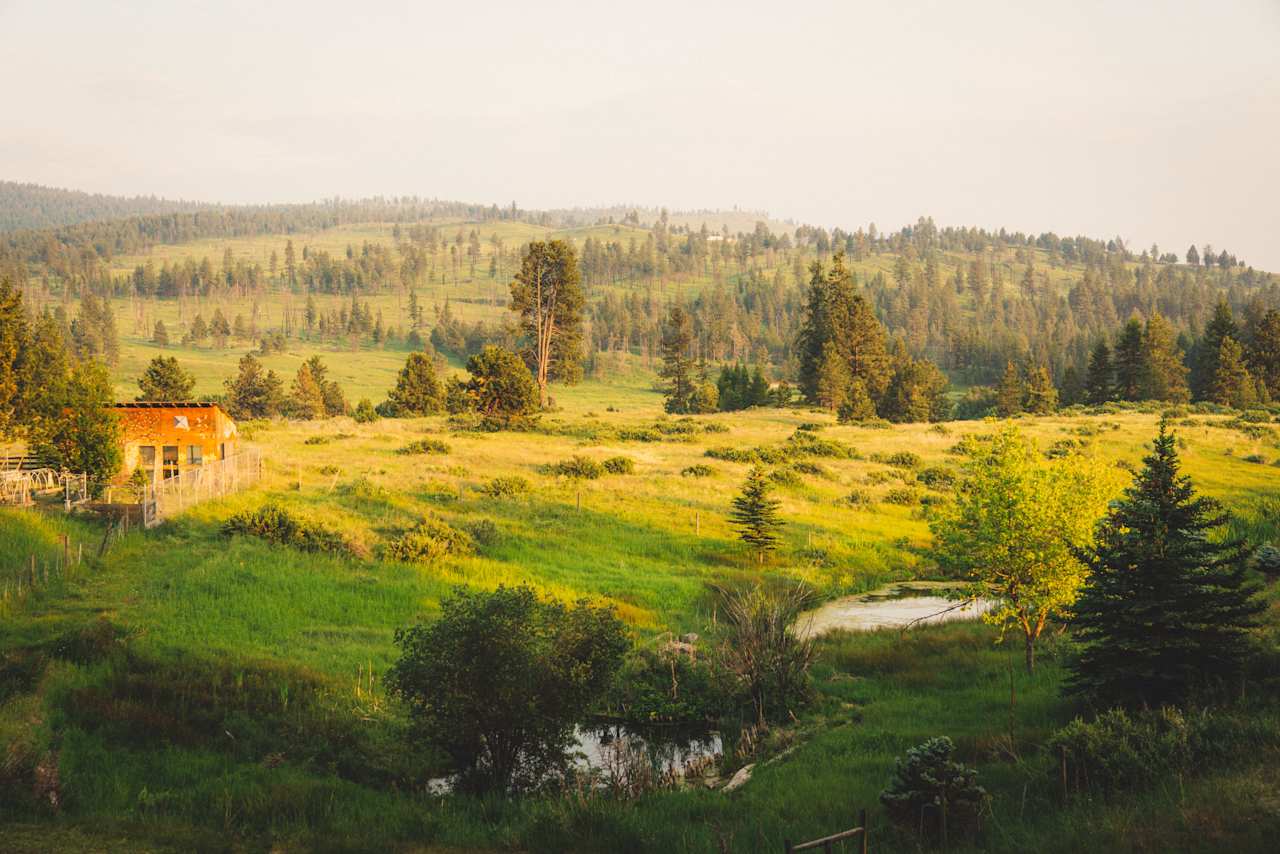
582;725;722;795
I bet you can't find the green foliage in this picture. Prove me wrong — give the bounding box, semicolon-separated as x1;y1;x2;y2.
1066;425;1265;707
352;398;379;423
385;585;628;794
396;438;450;456
681;464;714;478
479;475;531;498
543;455;604;479
452;345;540;425
931;427;1121;672
883;487;919;506
916;466;957;490
385;353;444;416
601;456;635;475
716;363;771;411
222;503;351;555
728;466;784;558
607;644;735;723
510;240;585;406
223;353;284;419
714;584;815;725
659;305;699;414
382;516;473;563
30;359;122;495
136;355;195;401
880;736;987;842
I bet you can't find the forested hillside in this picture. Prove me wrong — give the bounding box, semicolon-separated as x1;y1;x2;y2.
0;181;214;233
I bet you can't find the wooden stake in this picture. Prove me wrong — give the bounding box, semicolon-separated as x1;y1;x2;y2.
695;510;701;536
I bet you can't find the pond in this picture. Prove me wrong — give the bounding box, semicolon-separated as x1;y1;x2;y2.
798;581;995;638
427;724;723;794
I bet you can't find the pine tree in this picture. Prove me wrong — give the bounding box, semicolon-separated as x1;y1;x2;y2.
288;362;327;420
1192;300;1238;400
729;465;784;561
386;353;444;416
815;340;852;412
1140;314;1190;402
1247;308;1280;399
152;319;169;346
1113;318;1145;401
30;360;122;496
659;305;696;414
224;353;284;419
509;240;584;407
1058;364;1085;407
0;277;27;438
1208;337;1255;408
1084;341;1114;404
1066;425;1264;707
137;356;195;401
995;361;1024;417
188;313;209;345
1023;365;1058;414
837;377;878;422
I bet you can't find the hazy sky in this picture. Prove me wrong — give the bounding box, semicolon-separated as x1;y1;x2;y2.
3;0;1278;267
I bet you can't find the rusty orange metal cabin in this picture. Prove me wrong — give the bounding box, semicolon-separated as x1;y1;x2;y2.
112;402;239;482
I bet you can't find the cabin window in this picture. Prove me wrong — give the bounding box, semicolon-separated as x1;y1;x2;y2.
188;445;203;465
138;446;156;477
162;445;179;479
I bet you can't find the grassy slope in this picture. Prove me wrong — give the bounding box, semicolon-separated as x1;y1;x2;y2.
2;380;1279;851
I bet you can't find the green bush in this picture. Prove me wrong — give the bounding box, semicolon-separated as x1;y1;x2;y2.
880;736;987;842
916;466;957;490
681;464;714;478
465;519;501;548
786;431;855;459
223;503;351;555
480;475;530;498
602;456;636;475
606;644;735;723
617;428;662;442
705;445;759;463
342;476;388;501
883;487;919;506
872;450;921;468
768;467;802;487
304;435;331;445
383;516;473;563
840;489;873;507
353;398;380;423
1254;544;1280;577
397;438;450;455
543;455;605;479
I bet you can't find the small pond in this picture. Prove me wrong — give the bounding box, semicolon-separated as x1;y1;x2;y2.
799;581;995;638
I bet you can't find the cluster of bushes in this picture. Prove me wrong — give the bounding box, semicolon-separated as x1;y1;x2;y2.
869;450;921;468
606;643;737;723
681;464;714;478
396;438;450;455
382;515;474;563
541;455;635;479
706;433;855;466
222;503;352;555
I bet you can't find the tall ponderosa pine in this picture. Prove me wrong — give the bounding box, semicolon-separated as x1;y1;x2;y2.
224;353;284;420
659;304;696;414
509;240;584;407
1084;341;1114;404
729;465;784;561
1192;300;1238;400
1066;426;1263;707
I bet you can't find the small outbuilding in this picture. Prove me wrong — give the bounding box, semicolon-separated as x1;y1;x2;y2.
112;402;238;482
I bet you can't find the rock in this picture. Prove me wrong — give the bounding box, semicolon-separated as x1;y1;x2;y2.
721;763;754;793
680;632;699;644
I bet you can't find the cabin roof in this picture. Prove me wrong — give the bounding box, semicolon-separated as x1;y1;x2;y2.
112;402;222;410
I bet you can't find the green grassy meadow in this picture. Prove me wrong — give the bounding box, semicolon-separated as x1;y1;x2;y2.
3;371;1280;851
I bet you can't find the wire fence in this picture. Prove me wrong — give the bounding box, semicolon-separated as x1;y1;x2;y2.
142;448;262;527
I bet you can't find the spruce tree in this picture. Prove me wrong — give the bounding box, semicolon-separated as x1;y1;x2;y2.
1140;314;1190;403
1058;364;1085;407
1247;308;1280;399
1113;318;1145;401
659;305;696;414
1067;425;1263;707
1084;341;1114;404
1208;337;1255;408
1023;364;1058;414
1192;300;1238;400
152;319;169;346
729;465;784;562
386;353;444;416
837;377;877;422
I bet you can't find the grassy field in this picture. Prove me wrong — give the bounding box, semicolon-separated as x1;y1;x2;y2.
2;380;1279;851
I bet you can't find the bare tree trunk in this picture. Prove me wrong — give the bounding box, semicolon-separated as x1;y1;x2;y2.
1024;633;1035;674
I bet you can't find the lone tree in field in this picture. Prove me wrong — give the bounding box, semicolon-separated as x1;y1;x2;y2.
386;585;628;794
729;465;784;562
151;319;169;346
224;353;284;419
453;345;539;424
136;355;195;401
385;352;444;416
931;428;1120;673
509;240;584;408
659;304;697;413
1066;425;1263;708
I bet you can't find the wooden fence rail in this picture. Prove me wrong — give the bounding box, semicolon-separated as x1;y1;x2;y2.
785;809;868;854
142;448;262;528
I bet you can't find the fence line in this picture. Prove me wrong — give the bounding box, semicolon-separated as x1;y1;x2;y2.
0;533;85;617
142;448;262;528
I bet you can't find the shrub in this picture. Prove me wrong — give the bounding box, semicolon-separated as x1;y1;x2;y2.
1254;544;1280;577
383;516;473;563
872;450;921;468
916;466;957;490
222;504;351;555
386;585;629;794
353;398;379;423
397;438;450;455
602;456;636;475
342;476;388;501
543;455;604;479
465;519;501;548
705;446;758;463
617;428;662;442
768;467;802;487
840;489;873;507
714;584;815;725
790;460;827;478
883;487;919;506
701;422;730;434
681;464;714;478
607;644;735;724
480;475;530;498
304;435;331;445
880;737;987;842
786;431;855;459
1243;453;1268;464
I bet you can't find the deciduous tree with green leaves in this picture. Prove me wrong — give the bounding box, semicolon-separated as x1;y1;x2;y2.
931;428;1121;673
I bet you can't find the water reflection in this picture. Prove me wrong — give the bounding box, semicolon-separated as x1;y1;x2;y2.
799;582;995;638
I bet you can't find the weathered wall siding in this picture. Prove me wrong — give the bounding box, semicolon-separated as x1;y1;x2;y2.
115;406;238;478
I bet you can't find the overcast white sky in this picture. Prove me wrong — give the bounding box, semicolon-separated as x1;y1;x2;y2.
2;0;1278;267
